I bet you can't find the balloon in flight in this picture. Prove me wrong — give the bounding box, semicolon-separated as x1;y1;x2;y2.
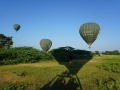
13;24;20;32
40;39;52;52
79;22;100;48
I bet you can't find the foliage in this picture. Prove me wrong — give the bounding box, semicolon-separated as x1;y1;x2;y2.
0;46;53;65
49;46;95;62
95;51;99;55
0;34;13;49
0;46;95;65
102;50;120;55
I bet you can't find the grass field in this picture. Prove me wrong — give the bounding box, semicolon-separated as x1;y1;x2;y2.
0;55;120;90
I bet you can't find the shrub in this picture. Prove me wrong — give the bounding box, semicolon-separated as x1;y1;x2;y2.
0;46;54;65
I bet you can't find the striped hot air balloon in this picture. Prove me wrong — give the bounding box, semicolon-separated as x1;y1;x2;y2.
79;22;100;48
40;39;52;52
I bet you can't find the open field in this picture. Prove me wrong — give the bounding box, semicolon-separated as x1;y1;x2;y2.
0;55;120;90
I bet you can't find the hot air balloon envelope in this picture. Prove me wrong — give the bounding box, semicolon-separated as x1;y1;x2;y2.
13;24;20;32
40;39;52;52
79;22;100;48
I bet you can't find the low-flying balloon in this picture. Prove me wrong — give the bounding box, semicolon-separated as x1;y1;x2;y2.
40;39;52;52
79;22;100;48
13;24;20;32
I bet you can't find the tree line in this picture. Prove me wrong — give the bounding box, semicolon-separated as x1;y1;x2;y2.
95;50;120;55
0;33;119;56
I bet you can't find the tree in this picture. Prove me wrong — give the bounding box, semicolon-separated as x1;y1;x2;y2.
95;51;99;55
0;34;13;49
113;50;119;55
59;46;75;52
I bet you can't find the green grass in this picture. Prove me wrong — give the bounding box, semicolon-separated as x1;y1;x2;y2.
0;55;120;90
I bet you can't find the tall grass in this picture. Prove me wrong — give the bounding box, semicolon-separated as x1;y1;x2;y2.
0;48;120;89
96;55;120;90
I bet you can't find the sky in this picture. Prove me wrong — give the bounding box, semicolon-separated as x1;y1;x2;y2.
0;0;120;52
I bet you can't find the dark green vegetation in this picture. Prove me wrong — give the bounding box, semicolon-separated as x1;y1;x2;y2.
0;34;13;49
95;50;120;55
102;50;120;55
0;46;94;65
0;46;53;65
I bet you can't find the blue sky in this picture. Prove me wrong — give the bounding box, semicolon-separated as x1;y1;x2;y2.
0;0;120;52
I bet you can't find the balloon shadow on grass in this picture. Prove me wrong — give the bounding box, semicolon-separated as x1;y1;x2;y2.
40;49;93;90
50;49;93;75
40;70;82;90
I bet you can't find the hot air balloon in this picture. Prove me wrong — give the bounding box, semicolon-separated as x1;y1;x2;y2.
79;22;100;48
13;24;20;32
40;39;52;52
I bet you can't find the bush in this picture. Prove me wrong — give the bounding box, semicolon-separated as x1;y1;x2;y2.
49;48;94;62
0;46;54;65
0;46;95;65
